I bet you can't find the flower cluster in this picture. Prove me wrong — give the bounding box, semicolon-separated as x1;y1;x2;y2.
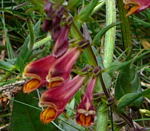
123;0;150;16
23;1;97;127
42;1;71;58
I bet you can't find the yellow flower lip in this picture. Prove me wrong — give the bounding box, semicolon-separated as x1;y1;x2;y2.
39;75;85;123
23;48;81;93
46;75;64;88
23;79;41;93
76;114;94;127
123;0;150;16
76;78;96;127
40;107;57;124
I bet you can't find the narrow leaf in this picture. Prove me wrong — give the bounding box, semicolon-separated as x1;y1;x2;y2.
0;60;15;71
76;0;98;22
117;88;150;112
5;30;15;59
93;22;119;46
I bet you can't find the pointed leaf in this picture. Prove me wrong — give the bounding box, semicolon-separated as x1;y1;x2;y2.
93;22;119;46
15;20;41;72
5;30;15;59
0;60;15;71
76;0;98;22
117;88;150;112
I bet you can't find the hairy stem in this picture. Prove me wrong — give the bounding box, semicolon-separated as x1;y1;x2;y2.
117;0;132;56
104;0;116;68
96;103;108;131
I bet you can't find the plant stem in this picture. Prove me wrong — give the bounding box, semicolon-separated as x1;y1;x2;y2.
96;103;108;131
117;0;132;56
33;36;51;49
104;0;116;68
72;20;112;131
72;22;98;66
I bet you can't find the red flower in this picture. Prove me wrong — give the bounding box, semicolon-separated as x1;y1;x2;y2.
42;1;65;40
76;78;96;127
123;0;150;16
39;75;85;123
52;25;70;58
23;55;56;93
46;48;80;88
23;48;80;93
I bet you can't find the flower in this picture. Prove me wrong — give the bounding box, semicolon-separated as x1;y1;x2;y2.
76;78;96;127
23;55;57;93
42;1;65;41
39;75;85;123
23;48;80;93
46;47;80;88
52;25;70;58
42;2;71;57
123;0;150;16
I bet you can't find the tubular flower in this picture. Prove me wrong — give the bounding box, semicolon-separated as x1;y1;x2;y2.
76;78;96;127
42;1;66;40
52;25;70;58
123;0;150;16
39;75;85;124
23;48;81;93
23;56;57;93
46;47;81;88
42;2;71;57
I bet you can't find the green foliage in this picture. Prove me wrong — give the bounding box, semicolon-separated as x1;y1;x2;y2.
0;60;15;71
11;92;58;131
0;0;150;130
5;30;15;59
68;0;80;9
76;0;98;22
115;65;142;100
117;88;150;112
93;22;119;46
15;20;41;72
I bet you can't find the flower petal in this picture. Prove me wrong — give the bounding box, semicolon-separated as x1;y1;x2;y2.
41;75;85;108
24;55;56;80
47;48;81;88
40;107;57;124
123;0;150;16
52;25;70;58
76;114;95;127
39;75;85;123
23;79;42;93
76;78;96;127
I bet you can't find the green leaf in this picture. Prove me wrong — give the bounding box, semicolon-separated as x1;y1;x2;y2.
11;92;58;131
76;0;98;22
105;60;131;73
117;88;150;112
117;93;141;112
93;22;119;46
68;0;80;9
5;30;15;59
106;50;150;73
0;60;15;71
27;0;44;13
115;65;142;100
15;20;41;72
15;40;32;72
27;20;35;49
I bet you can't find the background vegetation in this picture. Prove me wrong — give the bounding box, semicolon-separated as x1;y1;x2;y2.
0;0;150;130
